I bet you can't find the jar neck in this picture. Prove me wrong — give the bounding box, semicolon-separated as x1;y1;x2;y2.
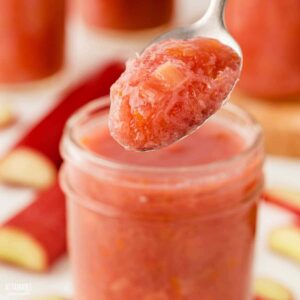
60;99;264;219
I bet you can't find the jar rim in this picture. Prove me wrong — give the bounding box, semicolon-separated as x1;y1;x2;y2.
61;97;263;175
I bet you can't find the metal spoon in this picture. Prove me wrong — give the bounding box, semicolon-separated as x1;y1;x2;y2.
149;0;242;59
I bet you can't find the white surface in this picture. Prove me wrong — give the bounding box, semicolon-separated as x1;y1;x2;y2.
0;2;300;299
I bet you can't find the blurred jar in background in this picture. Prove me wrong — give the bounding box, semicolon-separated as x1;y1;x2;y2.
0;0;65;85
226;0;300;99
77;0;174;31
68;0;79;17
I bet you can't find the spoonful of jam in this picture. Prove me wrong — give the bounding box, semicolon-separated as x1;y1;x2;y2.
109;0;242;151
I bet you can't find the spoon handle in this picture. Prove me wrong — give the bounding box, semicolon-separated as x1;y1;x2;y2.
195;0;227;29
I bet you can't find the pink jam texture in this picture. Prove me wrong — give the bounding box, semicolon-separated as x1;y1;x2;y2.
65;119;262;300
87;121;244;167
109;37;241;151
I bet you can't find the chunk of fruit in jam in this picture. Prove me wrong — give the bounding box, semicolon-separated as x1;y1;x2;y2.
109;38;241;151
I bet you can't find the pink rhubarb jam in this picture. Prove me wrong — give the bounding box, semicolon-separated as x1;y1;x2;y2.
60;100;264;300
109;38;241;151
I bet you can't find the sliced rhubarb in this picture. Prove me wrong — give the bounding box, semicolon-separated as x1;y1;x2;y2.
0;103;15;129
263;187;300;216
109;38;241;151
0;147;57;189
269;226;300;264
0;182;66;271
0;62;124;189
254;277;294;300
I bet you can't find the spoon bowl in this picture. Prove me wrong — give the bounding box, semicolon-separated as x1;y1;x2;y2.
109;0;243;151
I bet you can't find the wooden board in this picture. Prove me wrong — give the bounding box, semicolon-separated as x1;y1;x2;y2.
231;91;300;158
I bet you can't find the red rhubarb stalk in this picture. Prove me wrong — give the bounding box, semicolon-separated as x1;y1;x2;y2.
0;182;66;271
0;62;124;189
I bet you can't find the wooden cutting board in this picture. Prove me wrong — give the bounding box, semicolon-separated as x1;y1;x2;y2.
231;91;300;158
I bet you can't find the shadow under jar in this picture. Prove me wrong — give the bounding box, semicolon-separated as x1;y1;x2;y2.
0;0;65;85
60;98;264;300
77;0;174;31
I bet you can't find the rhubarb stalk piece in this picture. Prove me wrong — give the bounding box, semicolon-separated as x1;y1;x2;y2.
269;226;300;264
254;277;294;300
263;187;300;216
0;148;57;189
0;62;124;189
0;182;66;271
0;103;15;129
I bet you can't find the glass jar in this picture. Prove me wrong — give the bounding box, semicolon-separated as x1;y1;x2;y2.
0;0;65;85
60;98;264;300
226;0;300;99
77;0;174;31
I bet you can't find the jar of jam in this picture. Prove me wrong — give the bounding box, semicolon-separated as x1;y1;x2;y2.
0;0;65;85
60;98;264;300
77;0;174;31
226;0;300;99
